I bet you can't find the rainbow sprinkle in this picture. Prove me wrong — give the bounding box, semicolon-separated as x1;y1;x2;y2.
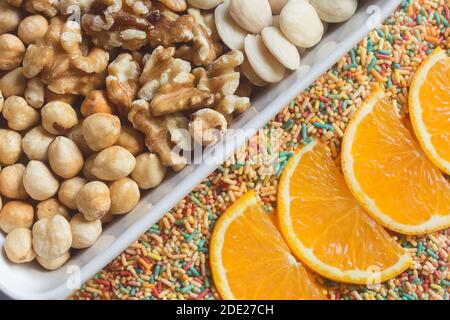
72;0;449;300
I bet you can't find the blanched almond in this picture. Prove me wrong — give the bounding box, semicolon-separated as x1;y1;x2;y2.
244;35;285;84
215;0;248;50
187;0;223;9
240;58;268;87
261;27;300;70
310;0;357;23
229;0;273;34
280;0;324;48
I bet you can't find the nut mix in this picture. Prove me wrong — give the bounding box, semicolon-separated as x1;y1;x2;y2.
0;0;358;271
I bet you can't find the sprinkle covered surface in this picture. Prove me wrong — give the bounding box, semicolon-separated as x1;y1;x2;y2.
72;0;449;300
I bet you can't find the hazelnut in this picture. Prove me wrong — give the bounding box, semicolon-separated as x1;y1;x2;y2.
36;251;70;271
36;198;70;221
22;126;55;161
25;77;45;109
101;212;115;224
48;136;84;179
80;90;115;118
0;164;27;199
76;181;111;221
91;146;136;181
44;89;78;105
0;34;25;70
2;96;40;131
0;67;27;97
66;123;91;156
18;15;49;45
70;213;102;249
4;228;36;263
32;215;72;259
115;126;145;156
82;113;121;151
0;2;21;34
41;101;79;135
82;153;98;181
0;129;22;165
109;178;140;215
131;153;167;190
23;160;59;201
0;201;34;233
58;177;87;210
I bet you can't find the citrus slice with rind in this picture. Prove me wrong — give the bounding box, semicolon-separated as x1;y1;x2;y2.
342;86;450;235
278;139;412;284
409;47;450;175
210;190;325;300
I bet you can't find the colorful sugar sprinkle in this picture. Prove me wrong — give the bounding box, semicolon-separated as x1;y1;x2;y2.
72;1;449;300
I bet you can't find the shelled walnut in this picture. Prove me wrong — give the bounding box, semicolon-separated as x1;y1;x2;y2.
22;16;108;96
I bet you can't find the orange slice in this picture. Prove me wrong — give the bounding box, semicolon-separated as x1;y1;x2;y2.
210;190;325;300
342;86;450;235
278;139;412;284
409;47;450;174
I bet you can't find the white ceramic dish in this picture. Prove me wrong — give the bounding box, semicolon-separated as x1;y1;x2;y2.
0;0;401;300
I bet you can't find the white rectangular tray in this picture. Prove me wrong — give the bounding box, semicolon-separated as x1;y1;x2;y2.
0;0;401;300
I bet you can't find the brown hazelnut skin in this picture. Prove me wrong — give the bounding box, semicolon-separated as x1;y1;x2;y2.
0;34;25;71
0;67;27;97
109;178;140;215
80;90;115;118
70;213;102;249
0;2;22;34
0;164;28;200
0;129;22;166
58;177;87;210
0;201;34;234
48;136;84;179
41;101;79;135
4;228;36;263
32;215;72;259
23;160;60;201
18;15;49;45
75;181;111;221
115;126;145;156
91;146;136;181
82;113;121;152
36;198;70;221
36;251;70;270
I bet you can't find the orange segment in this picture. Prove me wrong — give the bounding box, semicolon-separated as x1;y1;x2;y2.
210;191;325;300
409;47;450;174
342;86;450;235
278;140;411;284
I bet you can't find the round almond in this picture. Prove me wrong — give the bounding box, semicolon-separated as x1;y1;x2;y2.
215;0;248;50
280;0;324;48
261;27;300;70
229;0;273;34
244;35;285;83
